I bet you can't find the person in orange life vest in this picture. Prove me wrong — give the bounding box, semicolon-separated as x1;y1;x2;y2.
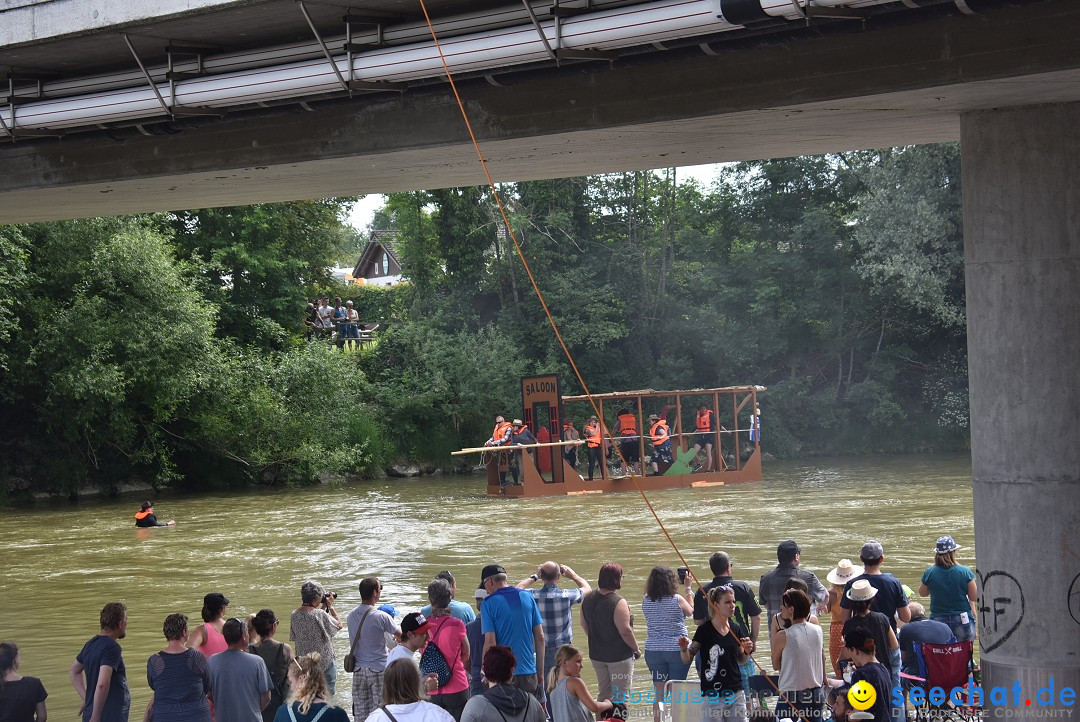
485;416;513;446
135;501;176;527
583;417;604;481
648;414;673;476
485;415;514;486
562;420;580;468
690;405;727;472
508;419;538;485
613;408;640;476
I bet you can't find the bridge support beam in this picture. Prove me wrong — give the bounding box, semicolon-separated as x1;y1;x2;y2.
962;101;1080;714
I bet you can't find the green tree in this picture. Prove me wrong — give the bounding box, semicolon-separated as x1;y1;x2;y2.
170;199;355;348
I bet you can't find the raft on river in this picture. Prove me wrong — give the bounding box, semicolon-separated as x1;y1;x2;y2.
464;375;766;498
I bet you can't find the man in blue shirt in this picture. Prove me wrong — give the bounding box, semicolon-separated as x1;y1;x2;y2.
480;564;545;700
516;562;591;682
70;602;130;722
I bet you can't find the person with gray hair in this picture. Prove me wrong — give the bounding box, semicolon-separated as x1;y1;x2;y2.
290;581;342;696
420;571;477;623
896;601;953;677
427;578;472;720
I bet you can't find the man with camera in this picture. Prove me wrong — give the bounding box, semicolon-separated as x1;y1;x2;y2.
348;577;401;722
515;562;590;683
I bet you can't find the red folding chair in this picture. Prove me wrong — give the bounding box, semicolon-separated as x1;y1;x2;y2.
909;641;980;721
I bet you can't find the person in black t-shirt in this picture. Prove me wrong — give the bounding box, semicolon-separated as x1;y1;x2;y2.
0;641;48;722
843;628;893;722
679;586;752;722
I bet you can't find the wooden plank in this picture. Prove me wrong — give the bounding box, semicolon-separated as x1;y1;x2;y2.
690;480;726;487
452;439;584;456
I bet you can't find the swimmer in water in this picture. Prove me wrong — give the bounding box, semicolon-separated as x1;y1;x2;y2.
134;501;176;527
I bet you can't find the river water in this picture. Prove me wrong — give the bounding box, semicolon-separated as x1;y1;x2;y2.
0;454;975;718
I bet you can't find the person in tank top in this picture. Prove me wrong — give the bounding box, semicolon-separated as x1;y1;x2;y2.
771;589;825;722
547;646;613;722
580;563;640;705
248;610;294;722
187;593;230;659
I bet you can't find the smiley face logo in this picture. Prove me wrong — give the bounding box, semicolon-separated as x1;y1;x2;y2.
848;681;877;711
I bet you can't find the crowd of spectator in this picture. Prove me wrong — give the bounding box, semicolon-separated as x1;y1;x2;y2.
1;535;977;722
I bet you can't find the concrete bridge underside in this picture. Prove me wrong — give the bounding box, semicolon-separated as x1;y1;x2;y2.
2;0;1080;222
1;0;1079;713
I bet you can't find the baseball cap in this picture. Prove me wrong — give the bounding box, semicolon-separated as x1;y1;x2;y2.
378;604;397;618
777;540;800;563
474;586;488;600
204;592;230;607
860;540;884;561
401;612;430;637
480;564;506;585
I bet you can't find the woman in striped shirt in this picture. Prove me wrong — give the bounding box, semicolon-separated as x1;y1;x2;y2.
641;566;693;722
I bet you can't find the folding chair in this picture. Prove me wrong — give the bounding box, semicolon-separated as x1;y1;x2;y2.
908;641;980;722
664;679;701;722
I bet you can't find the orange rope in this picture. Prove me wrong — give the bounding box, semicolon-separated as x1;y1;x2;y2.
413;2;792;703
412;0;705;587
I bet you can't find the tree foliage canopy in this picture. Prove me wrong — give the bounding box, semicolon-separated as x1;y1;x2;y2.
0;144;968;496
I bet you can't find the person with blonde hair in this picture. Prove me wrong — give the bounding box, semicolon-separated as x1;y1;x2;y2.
547;645;613;722
362;659;454;722
273;653;349;722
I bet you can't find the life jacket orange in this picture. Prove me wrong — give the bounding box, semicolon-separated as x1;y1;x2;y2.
584;423;602;448
696;409;714;433
134;510;152;521
650;419;670;445
491;421;512;446
617;413;637;436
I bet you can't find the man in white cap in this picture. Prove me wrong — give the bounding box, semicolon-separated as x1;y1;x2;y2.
837;540;910;630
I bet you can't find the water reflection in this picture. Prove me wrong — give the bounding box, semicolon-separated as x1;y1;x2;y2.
0;454;974;717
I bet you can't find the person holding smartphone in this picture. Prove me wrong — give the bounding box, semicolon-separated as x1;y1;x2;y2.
641;566;694;722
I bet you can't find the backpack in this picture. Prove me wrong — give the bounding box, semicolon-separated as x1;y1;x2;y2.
418;618;454;688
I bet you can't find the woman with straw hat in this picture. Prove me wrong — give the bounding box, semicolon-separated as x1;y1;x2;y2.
825;559;863;676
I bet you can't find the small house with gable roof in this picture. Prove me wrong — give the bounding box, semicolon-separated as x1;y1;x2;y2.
351;229;403;286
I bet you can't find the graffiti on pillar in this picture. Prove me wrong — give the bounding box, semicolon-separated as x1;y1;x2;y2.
1068;573;1080;627
977;570;1025;653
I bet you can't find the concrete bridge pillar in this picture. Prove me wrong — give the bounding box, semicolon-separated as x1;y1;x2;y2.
962;101;1080;714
